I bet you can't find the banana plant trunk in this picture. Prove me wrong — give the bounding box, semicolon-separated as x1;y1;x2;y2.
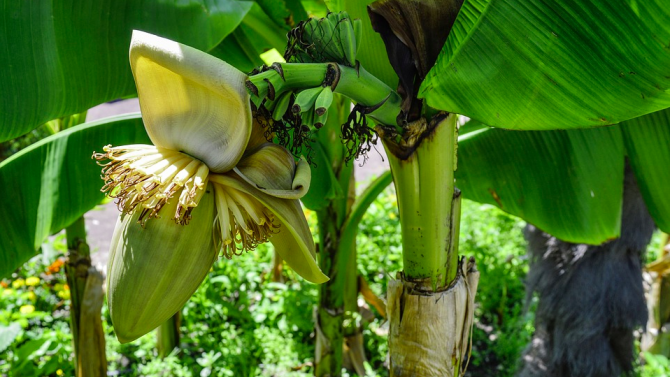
342;231;368;376
380;113;479;377
519;165;654;377
64;216;107;377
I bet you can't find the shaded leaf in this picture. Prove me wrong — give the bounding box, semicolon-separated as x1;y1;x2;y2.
255;0;308;29
456;122;624;244
621;108;670;233
211;29;266;73
0;114;150;278
338;0;398;88
301;142;343;210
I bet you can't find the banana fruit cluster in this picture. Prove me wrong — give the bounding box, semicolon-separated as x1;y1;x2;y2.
287;11;362;68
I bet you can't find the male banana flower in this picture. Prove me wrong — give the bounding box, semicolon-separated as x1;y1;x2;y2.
93;31;327;343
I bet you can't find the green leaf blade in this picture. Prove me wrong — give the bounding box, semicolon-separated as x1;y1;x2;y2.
621;108;670;233
0;0;251;142
456;122;624;244
0;114;149;278
421;0;670;130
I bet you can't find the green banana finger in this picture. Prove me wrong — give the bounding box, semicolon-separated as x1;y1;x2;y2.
292;86;324;114
314;86;333;116
272;92;293;121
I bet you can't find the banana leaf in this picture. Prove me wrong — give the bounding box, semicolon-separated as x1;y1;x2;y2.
0;114;149;278
457;108;670;244
421;0;670;130
0;0;252;142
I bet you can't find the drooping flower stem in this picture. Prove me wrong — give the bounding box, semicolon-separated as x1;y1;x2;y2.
64;216;107;377
156;311;181;358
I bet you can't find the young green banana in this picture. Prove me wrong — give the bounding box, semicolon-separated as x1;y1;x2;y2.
292;86;324;114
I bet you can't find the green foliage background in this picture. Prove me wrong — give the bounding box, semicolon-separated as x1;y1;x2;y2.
0;185;527;376
0;185;665;376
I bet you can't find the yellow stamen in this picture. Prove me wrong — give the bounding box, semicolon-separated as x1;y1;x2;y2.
212;182;279;259
93;144;210;226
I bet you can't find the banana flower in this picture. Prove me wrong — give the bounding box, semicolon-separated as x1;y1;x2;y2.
93;31;326;343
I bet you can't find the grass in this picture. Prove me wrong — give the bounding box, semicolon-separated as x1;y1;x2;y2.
0;185;665;376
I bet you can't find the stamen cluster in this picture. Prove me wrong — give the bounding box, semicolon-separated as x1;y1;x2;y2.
93;145;209;226
212;182;280;259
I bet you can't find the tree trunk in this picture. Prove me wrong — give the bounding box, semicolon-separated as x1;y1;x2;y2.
64;216;107;377
519;165;655;377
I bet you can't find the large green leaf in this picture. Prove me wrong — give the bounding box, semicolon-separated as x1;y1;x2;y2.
457;108;670;244
0;114;149;279
420;0;670;130
210;1;303;73
210;29;266;73
621;108;670;232
0;0;252;142
456;122;624;244
339;0;398;89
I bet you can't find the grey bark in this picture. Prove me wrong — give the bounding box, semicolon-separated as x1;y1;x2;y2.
518;166;655;377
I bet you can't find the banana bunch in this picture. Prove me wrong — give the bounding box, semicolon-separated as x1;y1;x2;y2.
287;11;362;67
262;85;334;130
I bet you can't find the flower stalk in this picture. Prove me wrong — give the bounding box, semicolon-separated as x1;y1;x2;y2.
156;311;181;358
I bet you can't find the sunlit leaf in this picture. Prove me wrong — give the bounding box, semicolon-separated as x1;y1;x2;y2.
421;0;670;130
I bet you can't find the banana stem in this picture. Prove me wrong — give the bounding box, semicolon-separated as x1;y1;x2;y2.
156;311;181;358
315;96;354;377
383;113;459;288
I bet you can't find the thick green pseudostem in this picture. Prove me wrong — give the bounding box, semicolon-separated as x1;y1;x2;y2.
380;113;479;377
382;113;459;286
315;95;353;377
64;216;107;377
157;311;181;358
